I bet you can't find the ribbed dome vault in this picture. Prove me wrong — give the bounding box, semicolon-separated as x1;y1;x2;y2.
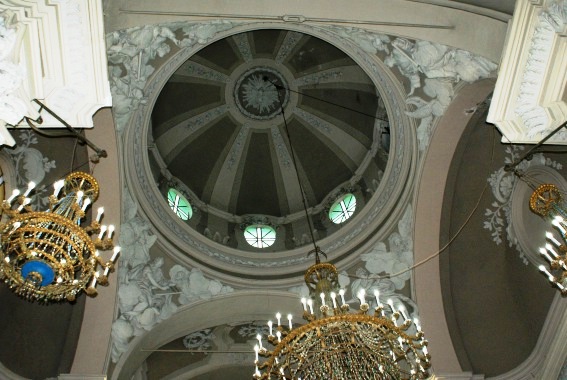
149;29;390;252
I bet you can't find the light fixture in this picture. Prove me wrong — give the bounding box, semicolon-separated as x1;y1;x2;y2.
252;247;431;379
252;80;431;379
0;171;120;302
529;183;567;293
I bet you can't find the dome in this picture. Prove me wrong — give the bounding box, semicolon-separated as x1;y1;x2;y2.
148;29;390;253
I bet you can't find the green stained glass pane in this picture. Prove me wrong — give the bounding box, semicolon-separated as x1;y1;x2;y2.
167;188;193;220
328;193;356;224
244;225;276;248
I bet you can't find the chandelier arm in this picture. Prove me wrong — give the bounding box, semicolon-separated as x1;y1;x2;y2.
30;99;108;160
504;119;567;173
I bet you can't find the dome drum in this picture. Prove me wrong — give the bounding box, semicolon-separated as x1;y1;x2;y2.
123;24;418;280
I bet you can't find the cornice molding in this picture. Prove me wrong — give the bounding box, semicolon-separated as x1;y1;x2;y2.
487;0;567;144
0;0;111;147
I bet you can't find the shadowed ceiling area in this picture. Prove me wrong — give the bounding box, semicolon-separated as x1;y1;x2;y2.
440;105;557;376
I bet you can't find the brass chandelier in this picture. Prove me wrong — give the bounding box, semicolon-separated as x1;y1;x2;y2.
530;183;567;294
252;80;431;379
0;171;119;302
252;249;431;379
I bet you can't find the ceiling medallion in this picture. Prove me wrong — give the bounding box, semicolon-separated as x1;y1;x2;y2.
234;67;290;120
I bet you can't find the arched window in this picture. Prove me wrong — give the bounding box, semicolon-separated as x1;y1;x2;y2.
244;225;276;248
328;193;356;224
167;188;192;220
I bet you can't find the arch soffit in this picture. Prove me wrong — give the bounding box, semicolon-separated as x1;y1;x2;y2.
111;291;301;380
413;78;496;374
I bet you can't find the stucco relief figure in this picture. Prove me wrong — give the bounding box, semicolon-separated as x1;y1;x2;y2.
169;265;233;305
383;38;496;150
360;206;413;290
5;130;56;209
106;25;179;131
118;188;157;271
112;257;178;361
122;258;177;333
107;21;234;132
329;26;391;55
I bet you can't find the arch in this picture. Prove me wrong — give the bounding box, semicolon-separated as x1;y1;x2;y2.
111;291;302;380
413;78;496;374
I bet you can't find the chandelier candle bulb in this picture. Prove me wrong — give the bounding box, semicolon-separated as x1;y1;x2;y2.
96;207;104;222
338;288;346;306
98;225;107;239
330;292;337;309
81;198;91;211
89;272;99;289
267;320;273;336
540;247;554;263
546;243;560;258
546;232;562;246
254;345;259;362
110;246;120;262
301;297;307;311
276;312;281;326
399;307;409;321
287;314;292;329
320;292;326;306
76;191;84;204
357;288;366;305
17;198;30;212
307;299;313;314
552;218;567;235
9;221;20;233
415;318;422;333
373;290;380;306
107;225;115;239
387;299;396;313
539;265;555;282
7;189;20;204
256;334;263;350
23;181;35;197
53;180;64;197
276;330;281;343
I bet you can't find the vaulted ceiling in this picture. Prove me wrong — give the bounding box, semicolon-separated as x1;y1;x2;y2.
5;1;567;380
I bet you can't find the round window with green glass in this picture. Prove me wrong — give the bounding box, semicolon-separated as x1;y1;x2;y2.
167;188;192;220
328;193;356;224
244;225;276;248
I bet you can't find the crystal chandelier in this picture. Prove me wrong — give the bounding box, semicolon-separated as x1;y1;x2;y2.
0;172;120;302
529;183;567;293
252;247;431;380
